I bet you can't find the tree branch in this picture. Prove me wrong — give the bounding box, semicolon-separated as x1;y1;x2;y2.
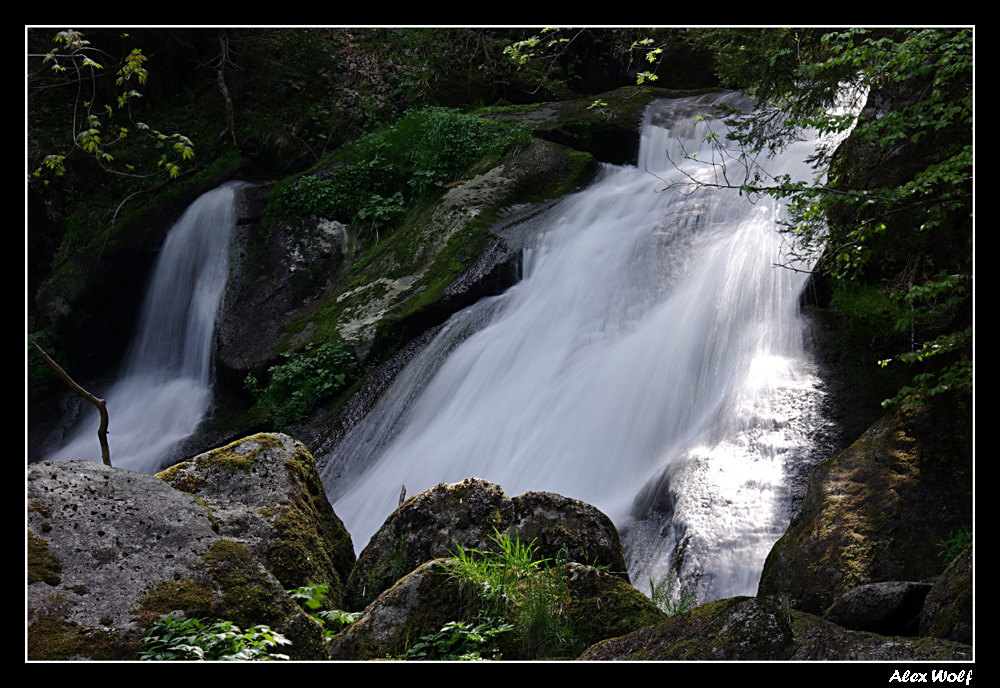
31;341;111;466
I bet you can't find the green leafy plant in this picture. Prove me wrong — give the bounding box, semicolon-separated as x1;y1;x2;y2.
937;526;972;564
138;614;290;661
516;566;580;658
28;30;195;183
398;619;513;661
447;527;543;612
245;341;360;429
286;582;360;639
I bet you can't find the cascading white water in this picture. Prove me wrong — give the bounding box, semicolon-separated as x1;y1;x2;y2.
322;93;828;603
46;182;245;473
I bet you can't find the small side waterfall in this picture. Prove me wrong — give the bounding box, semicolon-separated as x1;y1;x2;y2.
321;93;830;603
46;182;245;473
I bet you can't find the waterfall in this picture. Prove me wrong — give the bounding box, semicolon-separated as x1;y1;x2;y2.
322;92;829;603
46;182;245;474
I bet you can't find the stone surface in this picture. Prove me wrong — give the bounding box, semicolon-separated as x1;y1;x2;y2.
26;436;343;660
344;478;627;611
920;546;972;645
823;581;933;636
578;596;972;661
758;394;972;615
579;597;797;661
157;432;355;608
330;560;665;661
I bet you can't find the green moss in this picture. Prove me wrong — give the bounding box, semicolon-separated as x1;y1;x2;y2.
28;530;62;586
261;450;354;606
195;433;282;473
200;539;330;660
27;617;135;660
561;567;666;650
202;540;283;629
132;578;218;628
155;461;207;494
28;500;52;519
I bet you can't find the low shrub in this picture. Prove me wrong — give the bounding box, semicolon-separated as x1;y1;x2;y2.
268;106;531;244
138;614;290;661
245;341;360;429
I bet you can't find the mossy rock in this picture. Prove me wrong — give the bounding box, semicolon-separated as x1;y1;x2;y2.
157;433;355;609
28;530;62;586
788;609;971;660
346;478;510;611
558;563;667;656
919;545;972;645
27;617;137;661
345;478;628;612
27;452;334;660
330;559;472;660
758;392;972;614
579;597;796;660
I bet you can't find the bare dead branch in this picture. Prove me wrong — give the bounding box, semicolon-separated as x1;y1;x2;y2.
31;341;111;466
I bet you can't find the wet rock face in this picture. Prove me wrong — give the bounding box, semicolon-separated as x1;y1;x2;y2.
345;478;628;611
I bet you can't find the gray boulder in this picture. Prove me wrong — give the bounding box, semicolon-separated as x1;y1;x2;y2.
920;546;972;645
157;432;355;608
330;560;665;661
26;434;346;660
578;596;971;661
345;478;627;611
823;581;932;636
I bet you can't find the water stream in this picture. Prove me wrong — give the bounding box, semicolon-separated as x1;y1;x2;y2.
46;182;245;473
321;93;829;603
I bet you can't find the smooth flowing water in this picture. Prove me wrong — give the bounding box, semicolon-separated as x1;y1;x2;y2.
46;182;245;473
321;93;829;603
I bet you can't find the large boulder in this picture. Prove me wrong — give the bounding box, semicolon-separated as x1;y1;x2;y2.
157;433;354;609
822;581;933;636
579;597;797;660
330;560;665;661
328;559;467;660
345;478;628;610
27;433;348;660
757;394;972;615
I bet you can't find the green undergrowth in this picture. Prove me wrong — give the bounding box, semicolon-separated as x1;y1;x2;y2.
245;341;361;429
286;582;360;639
937;526;971;564
444;528;582;659
398;619;514;661
139;614;290;661
265;106;530;248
